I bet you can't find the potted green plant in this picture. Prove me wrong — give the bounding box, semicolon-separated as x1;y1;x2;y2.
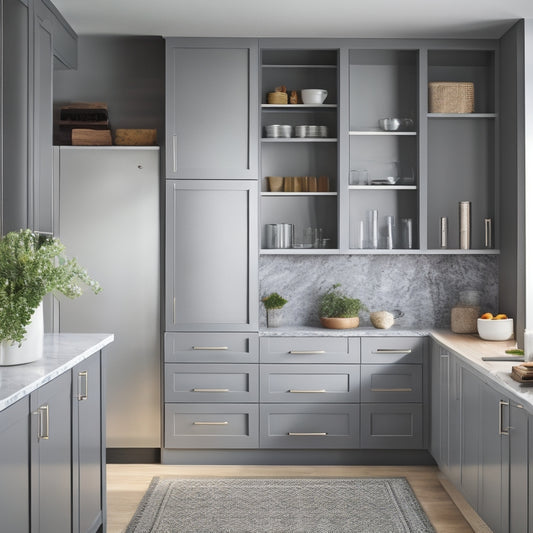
318;283;367;329
262;292;287;328
0;229;101;365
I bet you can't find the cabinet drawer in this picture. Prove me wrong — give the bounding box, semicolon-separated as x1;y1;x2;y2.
260;404;359;449
164;403;258;448
165;332;259;363
165;364;258;402
260;337;354;363
360;404;423;449
361;364;422;403
260;365;359;403
360;337;425;364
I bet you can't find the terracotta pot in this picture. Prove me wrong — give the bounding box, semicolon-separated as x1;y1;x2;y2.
320;316;359;329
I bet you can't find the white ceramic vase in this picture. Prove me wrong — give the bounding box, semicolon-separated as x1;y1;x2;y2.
0;301;44;366
267;308;283;328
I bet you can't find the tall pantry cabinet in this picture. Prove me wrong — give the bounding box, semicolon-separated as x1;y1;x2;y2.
163;39;259;460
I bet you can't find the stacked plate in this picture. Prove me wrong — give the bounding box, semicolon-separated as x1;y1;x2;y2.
295;125;328;138
265;125;293;138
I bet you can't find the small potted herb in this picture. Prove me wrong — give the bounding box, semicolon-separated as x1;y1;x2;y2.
0;229;101;365
318;283;367;329
262;292;287;328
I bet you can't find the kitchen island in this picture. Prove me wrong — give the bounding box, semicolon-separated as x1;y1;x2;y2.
0;333;113;533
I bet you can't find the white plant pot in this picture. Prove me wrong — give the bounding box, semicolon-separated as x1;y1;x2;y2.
0;302;44;366
267;308;283;328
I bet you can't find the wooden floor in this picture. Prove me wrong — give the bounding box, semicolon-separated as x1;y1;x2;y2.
107;464;476;533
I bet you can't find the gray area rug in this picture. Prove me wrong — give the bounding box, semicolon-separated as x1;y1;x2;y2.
125;477;435;532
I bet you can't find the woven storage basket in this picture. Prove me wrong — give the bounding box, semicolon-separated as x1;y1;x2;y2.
267;92;288;105
429;82;474;113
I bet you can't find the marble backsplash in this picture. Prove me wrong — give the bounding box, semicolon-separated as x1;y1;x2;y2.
259;254;499;329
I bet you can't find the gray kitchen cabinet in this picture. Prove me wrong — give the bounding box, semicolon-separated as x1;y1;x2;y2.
30;370;72;533
165;332;259;363
165;38;258;180
260;403;359;449
72;352;105;533
259;45;339;252
165;403;259;449
165;179;258;331
0;397;30;532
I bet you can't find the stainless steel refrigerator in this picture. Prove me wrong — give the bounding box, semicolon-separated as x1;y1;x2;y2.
54;146;160;448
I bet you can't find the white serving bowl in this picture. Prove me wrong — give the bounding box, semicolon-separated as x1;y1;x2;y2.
301;89;328;105
477;318;514;341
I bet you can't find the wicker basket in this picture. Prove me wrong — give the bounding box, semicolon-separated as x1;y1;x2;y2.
429;82;474;113
267;91;288;105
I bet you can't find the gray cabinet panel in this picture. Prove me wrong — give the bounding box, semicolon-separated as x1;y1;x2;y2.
165;403;259;449
165;38;258;180
260;336;352;363
260;404;359;449
260;364;359;403
509;402;528;533
360;403;423;449
361;364;422;403
361;337;424;364
0;397;30;532
165;179;258;331
165;332;259;363
39;0;77;68
72;353;103;533
165;363;259;403
30;371;72;533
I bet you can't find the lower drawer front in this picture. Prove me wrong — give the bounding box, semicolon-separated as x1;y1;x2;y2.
360;403;423;449
360;364;422;403
260;404;359;449
165;404;258;449
165;363;258;402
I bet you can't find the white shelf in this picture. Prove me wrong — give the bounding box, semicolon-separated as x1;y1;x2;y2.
349;130;417;136
427;113;497;119
348;185;417;190
262;192;337;196
261;104;337;109
261;248;338;255
261;138;337;143
261;64;337;69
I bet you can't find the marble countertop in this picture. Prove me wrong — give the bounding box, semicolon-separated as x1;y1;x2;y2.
431;330;533;413
0;333;114;412
259;326;430;337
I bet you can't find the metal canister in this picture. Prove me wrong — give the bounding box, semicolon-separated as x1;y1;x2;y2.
459;201;471;250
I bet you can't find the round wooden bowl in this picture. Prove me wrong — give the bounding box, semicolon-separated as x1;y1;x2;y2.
320;317;359;329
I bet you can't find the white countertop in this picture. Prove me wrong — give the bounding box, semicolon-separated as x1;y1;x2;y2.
260;326;430;337
430;330;533;413
0;333;114;412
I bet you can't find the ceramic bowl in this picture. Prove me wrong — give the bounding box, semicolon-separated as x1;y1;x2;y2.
378;118;401;131
301;89;328;105
477;318;514;341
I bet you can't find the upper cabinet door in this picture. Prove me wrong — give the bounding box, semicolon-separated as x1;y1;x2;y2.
165;38;258;179
165;179;258;331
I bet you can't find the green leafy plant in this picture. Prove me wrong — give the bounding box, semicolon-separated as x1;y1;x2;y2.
262;292;287;310
0;229;101;345
319;283;367;318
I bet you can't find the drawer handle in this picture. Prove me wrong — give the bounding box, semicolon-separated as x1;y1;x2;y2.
289;350;326;355
193;421;229;425
78;370;88;401
192;388;230;393
193;346;229;351
288;432;327;436
288;389;327;393
370;388;413;392
374;349;412;354
499;400;509;435
37;405;49;440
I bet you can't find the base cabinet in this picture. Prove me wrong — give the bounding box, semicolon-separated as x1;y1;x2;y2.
431;338;531;533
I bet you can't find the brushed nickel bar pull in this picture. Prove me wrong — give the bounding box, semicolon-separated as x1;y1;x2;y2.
516;404;524;409
499;400;509;435
193;421;229;425
172;135;178;173
38;405;49;440
192;388;230;393
78;371;88;400
374;349;412;354
288;389;327;393
193;346;229;351
288;432;327;436
371;388;413;392
289;350;326;355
